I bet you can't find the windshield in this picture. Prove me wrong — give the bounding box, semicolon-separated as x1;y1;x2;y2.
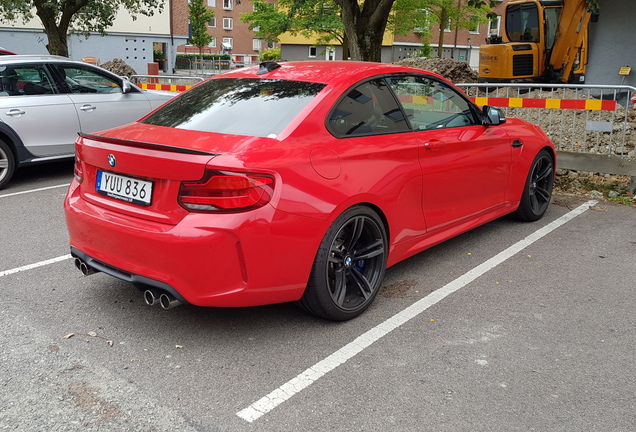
506;3;540;43
142;78;326;138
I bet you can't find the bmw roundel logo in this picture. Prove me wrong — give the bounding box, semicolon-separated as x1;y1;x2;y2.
107;154;116;168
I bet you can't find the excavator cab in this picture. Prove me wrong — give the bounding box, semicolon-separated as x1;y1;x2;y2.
479;0;589;83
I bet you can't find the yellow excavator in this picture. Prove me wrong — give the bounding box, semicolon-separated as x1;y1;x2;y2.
479;0;598;83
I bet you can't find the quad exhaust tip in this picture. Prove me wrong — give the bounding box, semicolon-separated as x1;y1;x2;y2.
74;257;182;310
74;258;96;276
159;292;181;310
143;289;161;306
144;289;182;310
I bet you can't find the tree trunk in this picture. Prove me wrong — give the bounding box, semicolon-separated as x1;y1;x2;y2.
44;27;70;57
342;32;350;60
34;0;89;57
437;9;448;58
336;0;396;62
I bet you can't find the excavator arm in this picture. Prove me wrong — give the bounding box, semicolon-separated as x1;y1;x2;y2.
546;0;592;82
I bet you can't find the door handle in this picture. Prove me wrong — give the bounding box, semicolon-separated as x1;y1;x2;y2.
79;104;96;112
5;108;25;117
423;139;446;151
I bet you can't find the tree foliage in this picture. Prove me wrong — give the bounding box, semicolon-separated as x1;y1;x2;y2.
242;0;498;62
188;0;214;54
241;0;344;46
586;0;599;13
422;0;491;58
0;0;164;57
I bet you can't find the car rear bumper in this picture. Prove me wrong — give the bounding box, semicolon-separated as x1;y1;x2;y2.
70;247;189;304
64;181;326;307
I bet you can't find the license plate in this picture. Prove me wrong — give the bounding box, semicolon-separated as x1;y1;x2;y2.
96;170;153;206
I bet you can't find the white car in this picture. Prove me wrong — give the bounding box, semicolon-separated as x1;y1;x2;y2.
0;55;176;189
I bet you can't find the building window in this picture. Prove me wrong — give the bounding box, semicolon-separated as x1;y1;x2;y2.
210;37;216;48
308;46;317;58
444;18;452;32
253;39;262;51
208;17;216;27
207;0;216;6
223;17;233;30
223;0;232;10
469;16;480;34
222;37;233;50
489;15;502;36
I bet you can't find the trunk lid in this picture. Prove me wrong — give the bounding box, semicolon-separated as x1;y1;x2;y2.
75;123;259;225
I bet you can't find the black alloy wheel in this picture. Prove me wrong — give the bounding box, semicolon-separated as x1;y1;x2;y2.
298;206;388;321
513;149;554;222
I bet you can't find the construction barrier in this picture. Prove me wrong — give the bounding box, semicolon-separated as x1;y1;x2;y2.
457;82;636;192
130;75;204;93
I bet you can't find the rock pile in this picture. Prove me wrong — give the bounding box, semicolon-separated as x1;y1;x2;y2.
100;59;137;77
395;58;480;83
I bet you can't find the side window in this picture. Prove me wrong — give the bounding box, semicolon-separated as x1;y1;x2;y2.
56;66;123;94
386;75;476;131
328;78;409;137
0;65;57;96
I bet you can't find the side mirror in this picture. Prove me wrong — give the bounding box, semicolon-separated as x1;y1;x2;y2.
482;105;506;126
121;79;131;94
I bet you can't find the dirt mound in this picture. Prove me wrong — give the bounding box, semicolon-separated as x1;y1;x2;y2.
100;59;137;77
395;58;480;83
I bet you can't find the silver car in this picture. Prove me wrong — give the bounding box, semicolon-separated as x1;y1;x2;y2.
0;55;176;189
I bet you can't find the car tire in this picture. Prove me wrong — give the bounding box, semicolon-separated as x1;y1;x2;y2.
512;149;554;222
297;206;388;321
0;140;16;190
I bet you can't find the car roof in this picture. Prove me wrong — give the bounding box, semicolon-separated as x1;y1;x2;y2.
0;55;83;65
220;61;445;85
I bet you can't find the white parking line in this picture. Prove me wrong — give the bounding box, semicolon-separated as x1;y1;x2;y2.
236;200;598;423
0;183;70;199
0;255;72;278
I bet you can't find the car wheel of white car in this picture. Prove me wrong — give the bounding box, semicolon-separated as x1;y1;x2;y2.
0;140;16;190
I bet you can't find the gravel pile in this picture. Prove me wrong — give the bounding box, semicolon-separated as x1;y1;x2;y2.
555;170;635;202
100;59;137;78
395;58;480;83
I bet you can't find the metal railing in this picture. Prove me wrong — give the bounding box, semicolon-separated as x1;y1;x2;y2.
130;75;204;92
456;83;636;193
457;83;636;157
174;57;234;76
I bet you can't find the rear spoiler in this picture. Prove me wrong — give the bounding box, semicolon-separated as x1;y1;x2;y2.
80;133;220;156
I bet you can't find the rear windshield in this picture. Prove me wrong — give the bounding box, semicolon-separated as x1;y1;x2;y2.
142;78;326;137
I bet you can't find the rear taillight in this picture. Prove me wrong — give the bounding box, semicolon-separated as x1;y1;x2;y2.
179;170;275;213
73;148;83;183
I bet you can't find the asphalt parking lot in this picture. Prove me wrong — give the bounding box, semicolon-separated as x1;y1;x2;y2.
1;160;635;431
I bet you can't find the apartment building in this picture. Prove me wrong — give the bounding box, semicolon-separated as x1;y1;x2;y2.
177;0;272;66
